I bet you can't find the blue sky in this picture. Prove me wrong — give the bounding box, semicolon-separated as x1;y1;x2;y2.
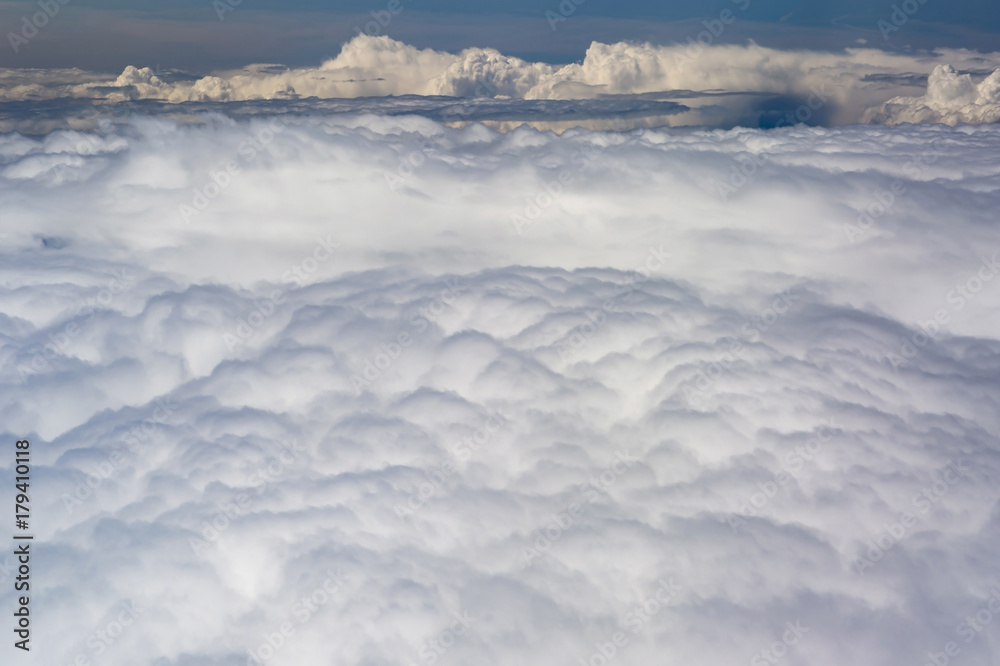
2;0;999;71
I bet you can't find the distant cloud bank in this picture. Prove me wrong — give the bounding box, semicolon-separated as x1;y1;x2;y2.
3;36;1000;130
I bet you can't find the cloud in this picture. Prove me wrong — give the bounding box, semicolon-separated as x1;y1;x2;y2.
2;109;1000;666
865;64;1000;125
4;36;1000;130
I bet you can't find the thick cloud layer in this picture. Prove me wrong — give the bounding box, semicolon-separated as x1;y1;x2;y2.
2;115;1000;666
4;36;1000;128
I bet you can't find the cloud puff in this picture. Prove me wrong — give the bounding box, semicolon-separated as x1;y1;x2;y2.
2;113;1000;666
865;64;1000;125
4;36;1000;129
116;37;1000;121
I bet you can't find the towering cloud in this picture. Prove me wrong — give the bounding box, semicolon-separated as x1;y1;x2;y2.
4;36;1000;128
865;64;1000;125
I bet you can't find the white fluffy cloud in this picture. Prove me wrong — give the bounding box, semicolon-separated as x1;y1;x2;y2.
2;112;1000;666
100;36;1000;123
865;64;1000;125
5;36;1000;127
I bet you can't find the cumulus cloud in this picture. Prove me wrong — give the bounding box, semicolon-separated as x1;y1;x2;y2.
106;36;1000;122
4;36;1000;129
865;64;1000;125
2;111;1000;666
